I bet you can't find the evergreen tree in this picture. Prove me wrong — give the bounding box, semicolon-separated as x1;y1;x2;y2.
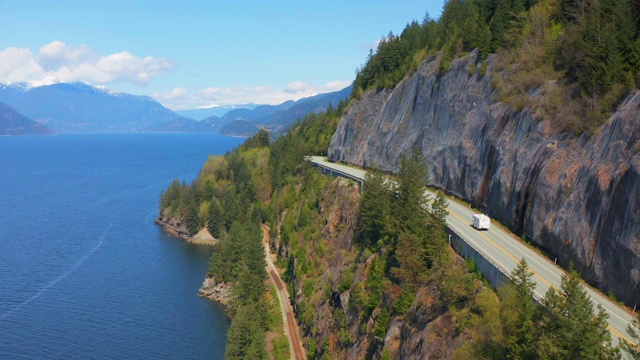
622;312;640;359
489;0;517;50
242;128;270;150
221;187;241;231
183;185;200;235
539;270;619;359
358;169;392;248
207;199;222;238
499;258;538;359
374;307;390;341
393;149;429;236
225;305;267;360
160;179;182;215
391;231;427;288
431;192;449;224
365;256;387;315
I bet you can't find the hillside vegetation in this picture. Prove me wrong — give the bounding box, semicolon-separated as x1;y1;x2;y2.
159;104;621;358
353;0;640;134
156;1;640;358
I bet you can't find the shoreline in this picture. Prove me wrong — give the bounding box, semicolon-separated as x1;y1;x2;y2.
154;216;217;246
197;276;233;307
155;216;233;308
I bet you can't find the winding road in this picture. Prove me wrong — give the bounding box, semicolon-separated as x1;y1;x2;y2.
262;224;306;360
309;155;639;349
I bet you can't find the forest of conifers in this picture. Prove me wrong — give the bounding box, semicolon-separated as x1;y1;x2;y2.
353;0;640;133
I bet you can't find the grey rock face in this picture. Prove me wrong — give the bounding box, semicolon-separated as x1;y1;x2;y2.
328;49;640;306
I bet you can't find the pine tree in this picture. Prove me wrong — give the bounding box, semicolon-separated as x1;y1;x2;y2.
499;258;538;359
393;149;429;236
365;256;387;315
431;192;449;224
182;185;200;235
225;305;267;360
374;307;390;341
207;199;222;239
221;187;240;231
358;169;392;248
539;270;619;359
622;312;640;359
391;231;427;288
160;179;182;215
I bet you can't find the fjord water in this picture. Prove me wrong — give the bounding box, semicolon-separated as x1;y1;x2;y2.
0;133;244;359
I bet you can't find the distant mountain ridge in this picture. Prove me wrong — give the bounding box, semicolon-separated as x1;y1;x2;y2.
0;102;54;135
0;82;190;133
153;85;353;136
175;104;257;120
219;120;259;137
0;81;352;135
258;86;352;130
141;117;217;133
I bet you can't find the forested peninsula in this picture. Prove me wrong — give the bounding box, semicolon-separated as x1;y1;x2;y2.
157;0;640;358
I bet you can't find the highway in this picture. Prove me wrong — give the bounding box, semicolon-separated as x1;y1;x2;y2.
308;156;638;349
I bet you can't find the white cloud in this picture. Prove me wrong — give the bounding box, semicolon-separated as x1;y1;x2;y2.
0;41;175;86
0;47;43;83
38;41;97;70
360;38;383;52
284;81;313;93
154;80;352;110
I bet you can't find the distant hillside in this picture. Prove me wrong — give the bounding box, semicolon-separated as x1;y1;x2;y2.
213;101;296;128
0;82;189;133
142;117;216;133
219;119;259;137
150;85;351;136
260;85;352;133
175;104;257;120
0;102;54;135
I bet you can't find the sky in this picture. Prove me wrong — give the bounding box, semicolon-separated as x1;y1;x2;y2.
0;1;445;110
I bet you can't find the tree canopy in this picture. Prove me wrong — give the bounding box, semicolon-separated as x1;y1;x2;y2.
353;0;640;133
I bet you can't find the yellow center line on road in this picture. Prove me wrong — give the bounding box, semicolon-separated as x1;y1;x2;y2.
447;209;636;346
448;210;555;290
313;158;637;347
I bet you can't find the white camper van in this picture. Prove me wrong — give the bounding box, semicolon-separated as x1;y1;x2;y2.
472;214;490;230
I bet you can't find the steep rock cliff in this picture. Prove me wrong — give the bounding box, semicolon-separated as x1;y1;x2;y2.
329;50;640;306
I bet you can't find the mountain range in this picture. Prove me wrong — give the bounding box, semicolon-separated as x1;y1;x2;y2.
174;104;257;120
0;82;351;136
151;85;352;136
0;82;190;133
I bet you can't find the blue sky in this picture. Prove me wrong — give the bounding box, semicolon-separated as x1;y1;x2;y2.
0;1;444;109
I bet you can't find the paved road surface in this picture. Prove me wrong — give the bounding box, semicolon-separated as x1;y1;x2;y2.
309;156;638;348
262;224;306;360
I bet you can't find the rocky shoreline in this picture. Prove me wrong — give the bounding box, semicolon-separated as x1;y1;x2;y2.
154;216;217;246
197;277;233;306
155;216;233;307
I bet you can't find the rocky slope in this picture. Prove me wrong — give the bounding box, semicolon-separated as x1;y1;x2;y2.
154;216;216;246
272;177;489;359
328;50;640;306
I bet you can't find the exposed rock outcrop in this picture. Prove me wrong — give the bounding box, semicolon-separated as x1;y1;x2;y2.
328;49;640;306
198;277;233;305
155;216;216;246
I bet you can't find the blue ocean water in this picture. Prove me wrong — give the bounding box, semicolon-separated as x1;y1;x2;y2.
0;133;244;359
